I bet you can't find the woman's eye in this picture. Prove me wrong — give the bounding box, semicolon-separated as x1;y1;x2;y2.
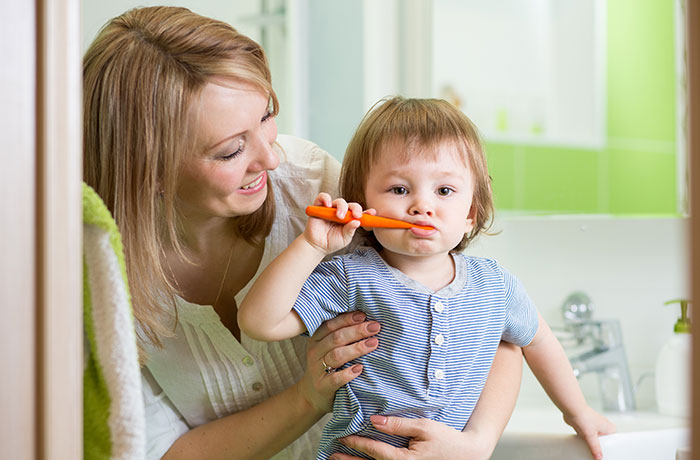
261;110;274;123
220;138;245;161
437;187;453;196
390;186;407;195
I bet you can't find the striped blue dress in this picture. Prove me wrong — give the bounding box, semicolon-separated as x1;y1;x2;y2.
293;246;539;460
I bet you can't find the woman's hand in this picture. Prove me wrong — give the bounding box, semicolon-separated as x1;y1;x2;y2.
328;342;524;460
303;193;367;255
330;416;492;460
295;311;380;414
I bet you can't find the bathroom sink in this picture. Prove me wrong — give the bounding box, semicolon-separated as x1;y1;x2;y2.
491;408;689;460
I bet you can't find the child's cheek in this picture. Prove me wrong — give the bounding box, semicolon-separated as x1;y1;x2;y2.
372;229;391;247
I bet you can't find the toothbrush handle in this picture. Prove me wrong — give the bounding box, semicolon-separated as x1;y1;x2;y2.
305;205;432;230
305;205;355;224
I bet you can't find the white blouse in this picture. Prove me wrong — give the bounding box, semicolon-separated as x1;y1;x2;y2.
142;135;339;460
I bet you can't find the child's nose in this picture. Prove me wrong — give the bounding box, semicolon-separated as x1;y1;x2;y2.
409;199;434;217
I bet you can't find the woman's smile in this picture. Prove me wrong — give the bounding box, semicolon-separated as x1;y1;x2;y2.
238;171;267;194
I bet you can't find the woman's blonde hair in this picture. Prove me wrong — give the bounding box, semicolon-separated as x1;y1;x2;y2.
83;6;279;358
339;96;493;252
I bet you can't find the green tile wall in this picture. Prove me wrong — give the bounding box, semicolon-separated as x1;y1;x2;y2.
486;0;679;215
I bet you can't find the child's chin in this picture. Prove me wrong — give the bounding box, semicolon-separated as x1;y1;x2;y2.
393;243;445;258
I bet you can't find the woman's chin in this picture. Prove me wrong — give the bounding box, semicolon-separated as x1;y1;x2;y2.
227;194;267;217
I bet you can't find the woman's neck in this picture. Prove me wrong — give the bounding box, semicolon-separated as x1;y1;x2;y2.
176;212;238;255
164;212;265;340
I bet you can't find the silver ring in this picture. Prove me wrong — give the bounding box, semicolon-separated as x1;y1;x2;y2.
322;359;335;374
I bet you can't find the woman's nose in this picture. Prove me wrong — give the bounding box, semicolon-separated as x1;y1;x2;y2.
249;125;279;171
253;141;279;170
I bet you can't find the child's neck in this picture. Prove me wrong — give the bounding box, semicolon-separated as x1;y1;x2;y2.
379;250;455;292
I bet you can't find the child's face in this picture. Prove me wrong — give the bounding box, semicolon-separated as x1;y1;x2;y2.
363;140;476;259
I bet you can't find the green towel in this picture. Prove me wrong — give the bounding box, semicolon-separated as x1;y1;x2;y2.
83;183;145;459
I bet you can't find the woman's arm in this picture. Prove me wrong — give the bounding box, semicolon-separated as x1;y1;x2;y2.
163;379;324;460
333;341;523;460
161;312;380;460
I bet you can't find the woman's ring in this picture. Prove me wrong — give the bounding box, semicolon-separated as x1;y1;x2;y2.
322;359;335;374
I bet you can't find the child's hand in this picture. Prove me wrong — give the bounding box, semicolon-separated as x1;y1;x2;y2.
303;193;368;255
563;406;616;460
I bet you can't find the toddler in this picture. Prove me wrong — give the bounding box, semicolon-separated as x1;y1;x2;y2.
239;96;614;460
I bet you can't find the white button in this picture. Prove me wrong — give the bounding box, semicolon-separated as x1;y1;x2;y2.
434;334;445;345
434;302;445;313
252;382;263;391
434;369;445;380
242;356;254;366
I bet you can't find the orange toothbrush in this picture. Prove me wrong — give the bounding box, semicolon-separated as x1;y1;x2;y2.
305;205;434;231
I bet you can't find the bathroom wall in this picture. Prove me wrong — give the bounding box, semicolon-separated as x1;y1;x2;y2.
303;0;684;220
307;1;365;159
467;215;690;410
483;0;681;216
82;0;262;51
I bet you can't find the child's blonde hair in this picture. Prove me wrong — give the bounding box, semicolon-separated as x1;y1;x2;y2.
339;96;493;252
83;6;279;358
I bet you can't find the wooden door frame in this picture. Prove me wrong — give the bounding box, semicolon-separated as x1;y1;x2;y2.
1;1;39;457
36;0;83;458
0;1;697;458
1;1;82;459
688;0;700;457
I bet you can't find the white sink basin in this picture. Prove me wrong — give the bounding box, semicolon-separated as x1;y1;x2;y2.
492;408;689;460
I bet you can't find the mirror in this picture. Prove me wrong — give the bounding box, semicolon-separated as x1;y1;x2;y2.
83;0;691;415
83;0;687;217
303;0;687;217
432;0;605;149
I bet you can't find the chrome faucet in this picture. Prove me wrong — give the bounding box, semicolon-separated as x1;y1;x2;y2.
559;293;636;412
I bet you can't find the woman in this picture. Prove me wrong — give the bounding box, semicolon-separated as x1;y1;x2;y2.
83;6;523;460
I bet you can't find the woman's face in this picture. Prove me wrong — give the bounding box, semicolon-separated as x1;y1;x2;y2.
177;78;279;220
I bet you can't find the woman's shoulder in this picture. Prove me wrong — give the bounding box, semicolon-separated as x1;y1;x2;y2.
275;134;340;171
271;135;341;202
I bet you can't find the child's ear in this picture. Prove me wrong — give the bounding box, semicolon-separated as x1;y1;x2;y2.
465;205;477;232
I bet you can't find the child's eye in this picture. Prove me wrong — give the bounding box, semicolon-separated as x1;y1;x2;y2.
390;186;408;195
261;110;274;123
437;187;453;196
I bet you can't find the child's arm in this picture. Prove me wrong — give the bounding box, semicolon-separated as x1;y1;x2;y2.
523;312;615;460
238;193;363;342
